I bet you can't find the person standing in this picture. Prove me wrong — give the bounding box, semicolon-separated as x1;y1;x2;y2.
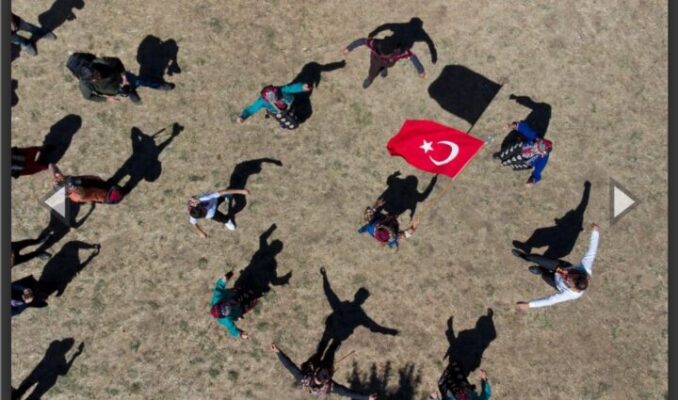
493;121;552;187
270;343;377;399
236;83;311;130
187;188;250;238
342;35;426;89
514;223;600;310
11;13;56;56
430;368;492;400
49;164;124;204
358;198;419;251
68;53;174;104
210;271;249;340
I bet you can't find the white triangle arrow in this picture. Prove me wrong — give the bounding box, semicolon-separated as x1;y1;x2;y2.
610;179;639;224
43;186;67;219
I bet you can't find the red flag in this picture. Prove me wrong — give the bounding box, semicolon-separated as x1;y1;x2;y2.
387;120;485;179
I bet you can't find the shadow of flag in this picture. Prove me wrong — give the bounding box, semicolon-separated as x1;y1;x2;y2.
428;65;502;127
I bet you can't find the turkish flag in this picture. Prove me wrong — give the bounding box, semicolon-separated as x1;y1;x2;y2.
387;120;485;179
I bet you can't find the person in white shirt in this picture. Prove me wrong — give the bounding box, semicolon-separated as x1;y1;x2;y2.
514;223;600;310
187;188;250;239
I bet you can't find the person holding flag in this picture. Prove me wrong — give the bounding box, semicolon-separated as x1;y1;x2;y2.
493;120;553;187
358;197;419;251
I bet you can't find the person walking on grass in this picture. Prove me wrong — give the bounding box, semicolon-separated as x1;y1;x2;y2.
236;83;311;131
210;271;249;340
187;188;250;238
342;35;426;89
11;13;56;56
49;164;124;204
493;120;552;187
67;52;174;105
270;343;377;399
514;223;600;310
358;198;419;251
430;368;491;400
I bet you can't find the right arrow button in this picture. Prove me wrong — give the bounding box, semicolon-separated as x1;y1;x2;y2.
610;178;640;224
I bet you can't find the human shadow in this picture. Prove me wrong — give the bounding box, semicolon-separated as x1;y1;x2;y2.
12;79;19;107
347;361;422;400
13;338;84;400
136;35;181;84
226;158;282;225
107;123;183;195
27;201;96;265
36;241;100;300
37;114;82;165
444;308;496;379
315;267;399;362
38;0;86;34
234;224;291;305
428;65;502;127
289;60;346;124
378;171;437;219
500;94;553;150
513;181;591;260
368;17;437;64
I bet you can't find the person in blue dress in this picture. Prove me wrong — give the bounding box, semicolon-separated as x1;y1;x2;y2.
358;198;419;251
494;120;552;187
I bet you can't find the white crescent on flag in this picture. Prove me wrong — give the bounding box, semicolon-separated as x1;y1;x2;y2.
429;141;459;166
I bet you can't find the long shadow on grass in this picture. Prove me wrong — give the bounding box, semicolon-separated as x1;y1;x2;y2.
378;171;437;219
289;60;346;124
225;158;282;228
347;361;422;400
368;17;437;64
136;35;181;85
37;114;82;165
444;308;496;379
38;0;85;34
233;224;291;309
13;203;95;267
13;338;84;400
500;94;552;151
107;123;183;196
36;240;100;300
314;267;399;364
512;181;591;260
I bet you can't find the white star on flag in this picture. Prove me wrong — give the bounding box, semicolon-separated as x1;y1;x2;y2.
420;140;433;153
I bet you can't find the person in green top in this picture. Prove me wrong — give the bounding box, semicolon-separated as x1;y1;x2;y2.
236;83;311;130
76;55;174;104
210;271;249;340
430;368;491;400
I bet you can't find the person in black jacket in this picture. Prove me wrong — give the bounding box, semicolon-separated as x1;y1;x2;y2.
271;343;377;399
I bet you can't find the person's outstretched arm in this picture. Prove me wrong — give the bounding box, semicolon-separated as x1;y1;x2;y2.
422;32;438;63
239;97;267;121
281;82;310;95
409;53;425;77
528;155;549;184
362;315;399;335
272;346;304;382
523;289;580;309
343;38;368;54
580;225;600;275
515;121;538;141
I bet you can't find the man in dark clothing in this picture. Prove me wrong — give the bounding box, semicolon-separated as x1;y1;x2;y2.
11;13;56;56
76;55;174;104
342;35;426;88
271;343;377;399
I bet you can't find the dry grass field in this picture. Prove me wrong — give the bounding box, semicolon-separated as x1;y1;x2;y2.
10;1;667;399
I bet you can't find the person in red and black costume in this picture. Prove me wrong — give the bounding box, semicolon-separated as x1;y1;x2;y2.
342;35;426;88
